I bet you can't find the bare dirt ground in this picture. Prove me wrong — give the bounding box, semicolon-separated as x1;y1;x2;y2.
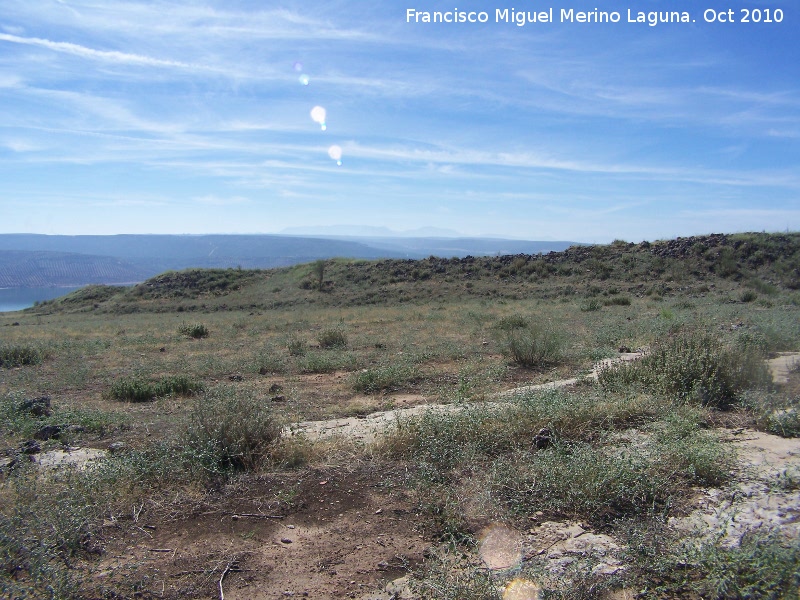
32;352;800;599
92;463;428;600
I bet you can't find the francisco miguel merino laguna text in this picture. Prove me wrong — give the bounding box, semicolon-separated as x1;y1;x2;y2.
406;8;695;27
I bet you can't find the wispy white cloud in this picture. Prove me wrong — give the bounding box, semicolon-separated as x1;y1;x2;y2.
3;139;41;152
0;32;214;71
193;195;250;206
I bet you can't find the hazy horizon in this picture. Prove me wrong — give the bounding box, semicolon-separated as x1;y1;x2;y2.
1;1;797;243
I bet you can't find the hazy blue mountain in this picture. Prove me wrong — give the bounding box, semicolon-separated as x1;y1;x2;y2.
0;234;579;288
0;250;150;288
280;225;462;237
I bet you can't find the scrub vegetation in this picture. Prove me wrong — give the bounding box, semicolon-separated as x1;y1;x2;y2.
1;232;800;599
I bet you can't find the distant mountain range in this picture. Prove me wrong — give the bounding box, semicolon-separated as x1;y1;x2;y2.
0;234;577;288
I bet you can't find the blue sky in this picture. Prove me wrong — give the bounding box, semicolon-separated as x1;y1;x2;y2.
0;1;798;242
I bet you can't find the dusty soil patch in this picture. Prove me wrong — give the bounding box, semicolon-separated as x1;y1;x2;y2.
767;352;800;386
670;428;800;547
91;464;429;600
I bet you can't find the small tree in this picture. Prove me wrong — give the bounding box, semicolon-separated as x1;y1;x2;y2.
312;259;326;290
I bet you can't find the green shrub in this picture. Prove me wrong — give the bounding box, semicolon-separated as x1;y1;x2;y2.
494;315;529;331
298;350;357;374
0;344;48;368
598;333;770;408
178;322;209;339
352;363;415;393
500;323;565;368
633;530;800;598
109;375;204;402
741;391;800;438
286;336;306;356
604;296;632;306
580;299;602;312
183;387;281;472
317;327;347;349
739;290;758;303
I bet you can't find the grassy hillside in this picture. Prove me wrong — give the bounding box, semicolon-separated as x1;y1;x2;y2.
33;232;800;315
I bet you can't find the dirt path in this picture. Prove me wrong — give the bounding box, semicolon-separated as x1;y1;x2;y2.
287;352;645;443
288;351;800;445
768;351;800;385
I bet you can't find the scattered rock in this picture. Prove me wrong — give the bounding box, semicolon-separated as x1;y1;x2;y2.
532;427;552;450
229;374;244;381
159;347;166;352
269;383;284;393
18;396;51;417
384;576;414;599
34;424;65;440
20;440;42;454
34;447;106;470
523;521;624;575
281;537;293;544
108;442;126;453
271;395;287;403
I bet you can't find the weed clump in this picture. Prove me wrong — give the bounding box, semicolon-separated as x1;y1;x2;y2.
0;344;48;368
352;364;415;393
178;322;209;339
183;387;281;472
109;375;204;402
286;335;307;356
317;327;347;349
740;290;758;303
598;332;770;408
499;322;565;368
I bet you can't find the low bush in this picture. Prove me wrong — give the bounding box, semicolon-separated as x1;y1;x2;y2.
741;390;800;438
286;336;306;356
0;344;48;368
352;363;416;393
739;290;758;303
629;529;800;598
317;327;347;349
499;322;565;368
604;296;632;306
178;322;209;339
494;315;529;331
183;387;281;472
580;299;602;312
598;332;770;408
109;375;204;402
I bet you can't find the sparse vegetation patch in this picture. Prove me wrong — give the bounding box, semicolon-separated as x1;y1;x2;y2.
183;387;281;473
178;321;209;338
499;322;565;368
599;332;771;408
108;375;204;402
0;343;48;368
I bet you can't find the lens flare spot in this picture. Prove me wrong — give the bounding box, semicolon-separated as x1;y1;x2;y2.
293;61;303;72
310;106;327;130
478;524;523;570
299;74;310;86
328;145;342;161
503;578;542;600
328;145;343;165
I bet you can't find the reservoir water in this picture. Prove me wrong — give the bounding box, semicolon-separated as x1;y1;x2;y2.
0;287;82;313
